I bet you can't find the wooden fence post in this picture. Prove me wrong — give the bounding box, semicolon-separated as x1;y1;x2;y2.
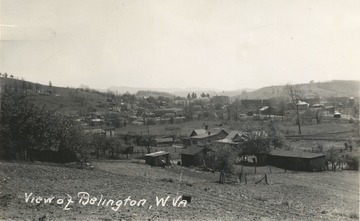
265;174;268;184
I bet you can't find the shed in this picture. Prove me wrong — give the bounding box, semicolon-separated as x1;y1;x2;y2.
145;151;170;167
333;112;341;118
267;150;325;171
254;153;268;166
181;147;208;167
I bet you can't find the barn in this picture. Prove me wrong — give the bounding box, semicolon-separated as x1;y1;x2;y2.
145;151;170;167
267;150;325;171
181;147;208;167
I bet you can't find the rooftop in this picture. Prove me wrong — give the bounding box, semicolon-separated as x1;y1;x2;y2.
269;150;325;159
145;151;169;157
259;106;269;111
191;128;228;139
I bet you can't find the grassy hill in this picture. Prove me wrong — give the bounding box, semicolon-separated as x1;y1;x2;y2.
233;80;360;100
0;77;113;115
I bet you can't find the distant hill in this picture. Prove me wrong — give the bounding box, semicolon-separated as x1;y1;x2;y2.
108;85;256;98
233;80;360;100
2;77;358;113
135;90;175;98
108;85;221;97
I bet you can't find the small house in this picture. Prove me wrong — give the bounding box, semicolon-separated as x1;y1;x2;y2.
333;112;341;118
215;130;244;148
189;128;228;147
267;150;325;171
296;101;310;110
181;147;208;167
145;151;170;167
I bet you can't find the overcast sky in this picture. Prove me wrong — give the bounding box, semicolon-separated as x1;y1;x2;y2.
1;0;360;91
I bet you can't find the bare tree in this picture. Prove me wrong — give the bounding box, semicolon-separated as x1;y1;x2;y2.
315;109;323;124
211;145;236;184
283;84;304;134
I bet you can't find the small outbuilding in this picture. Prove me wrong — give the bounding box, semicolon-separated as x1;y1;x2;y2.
333;112;341;118
267;150;325;171
145;151;170;167
181;147;208;167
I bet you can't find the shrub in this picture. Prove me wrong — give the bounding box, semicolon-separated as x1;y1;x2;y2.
345;155;359;171
349;118;354;124
160;178;174;183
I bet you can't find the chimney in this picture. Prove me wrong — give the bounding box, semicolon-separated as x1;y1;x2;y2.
205;125;208;130
208;132;211;135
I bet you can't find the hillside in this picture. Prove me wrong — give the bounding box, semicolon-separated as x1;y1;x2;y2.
2;78;359;113
0;77;113;115
233;80;360;100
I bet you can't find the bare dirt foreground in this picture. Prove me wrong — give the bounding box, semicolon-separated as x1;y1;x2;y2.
0;160;359;221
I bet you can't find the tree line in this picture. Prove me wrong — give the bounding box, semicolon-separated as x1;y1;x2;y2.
0;87;137;162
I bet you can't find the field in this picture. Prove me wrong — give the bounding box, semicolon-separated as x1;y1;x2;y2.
0;160;359;221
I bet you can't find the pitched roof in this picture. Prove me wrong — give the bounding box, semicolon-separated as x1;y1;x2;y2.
191;128;228;139
215;130;268;143
268;150;325;159
145;151;169;157
191;129;207;136
225;130;243;139
259;106;269;111
216;130;244;144
181;147;205;156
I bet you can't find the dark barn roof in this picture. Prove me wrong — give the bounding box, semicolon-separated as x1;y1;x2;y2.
181;147;206;156
269;150;325;159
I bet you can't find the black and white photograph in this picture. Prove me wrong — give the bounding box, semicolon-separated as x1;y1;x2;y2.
0;0;359;220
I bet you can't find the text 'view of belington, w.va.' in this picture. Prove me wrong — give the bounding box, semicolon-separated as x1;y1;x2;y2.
0;0;359;220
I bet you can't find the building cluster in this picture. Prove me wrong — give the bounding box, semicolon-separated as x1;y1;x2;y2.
146;125;327;172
